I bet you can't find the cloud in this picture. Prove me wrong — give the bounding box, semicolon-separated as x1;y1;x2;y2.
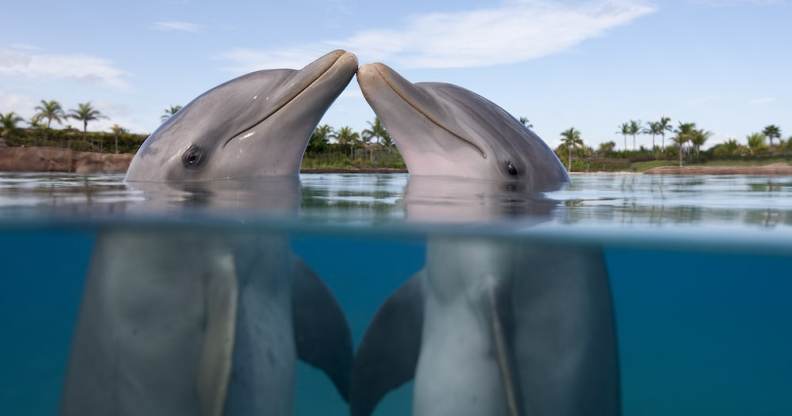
749;96;775;105
693;0;785;6
154;21;202;32
0;48;129;88
0;91;37;117
219;0;655;72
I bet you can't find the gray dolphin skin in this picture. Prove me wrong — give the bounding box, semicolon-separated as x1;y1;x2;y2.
352;179;621;416
62;50;357;416
356;63;569;189
351;64;619;416
126;49;358;181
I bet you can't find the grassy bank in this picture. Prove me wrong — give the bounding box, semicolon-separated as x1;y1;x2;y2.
3;127;792;174
2;127;147;154
301;150;406;170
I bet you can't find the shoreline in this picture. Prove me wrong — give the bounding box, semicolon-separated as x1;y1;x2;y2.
2;146;791;176
643;163;792;175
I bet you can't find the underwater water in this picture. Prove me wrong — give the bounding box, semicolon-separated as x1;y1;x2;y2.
1;172;791;415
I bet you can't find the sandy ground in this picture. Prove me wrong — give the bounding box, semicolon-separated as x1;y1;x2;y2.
644;163;792;175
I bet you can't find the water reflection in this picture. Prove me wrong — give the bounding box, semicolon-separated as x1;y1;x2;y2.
2;172;792;230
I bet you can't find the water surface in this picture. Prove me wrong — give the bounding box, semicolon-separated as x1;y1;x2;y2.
1;172;791;415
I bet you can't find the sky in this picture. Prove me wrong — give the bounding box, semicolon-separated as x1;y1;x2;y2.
1;0;790;149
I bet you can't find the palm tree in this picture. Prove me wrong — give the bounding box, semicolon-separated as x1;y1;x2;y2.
110;124;127;154
746;132;767;155
618;122;630;150
597;141;616;156
762;125;781;147
361;117;390;146
628;120;642;150
519;117;534;129
560;127;583;172
721;138;739;156
673;122;696;167
34;99;66;129
0;112;25;145
689;129;711;160
29;114;45;129
645;121;663;150
657;116;672;150
380;133;395;148
161;105;183;122
332;126;361;157
68;102;105;137
308;124;333;153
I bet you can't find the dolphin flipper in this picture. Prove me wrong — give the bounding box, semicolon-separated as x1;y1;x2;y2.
292;258;354;401
197;254;238;416
350;273;425;416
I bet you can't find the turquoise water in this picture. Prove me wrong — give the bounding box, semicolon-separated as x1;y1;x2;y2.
1;172;792;415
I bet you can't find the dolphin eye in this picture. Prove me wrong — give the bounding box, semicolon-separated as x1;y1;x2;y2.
505;161;519;176
182;145;205;169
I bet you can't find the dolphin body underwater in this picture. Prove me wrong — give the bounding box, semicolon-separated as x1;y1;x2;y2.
61;50;358;416
352;63;621;416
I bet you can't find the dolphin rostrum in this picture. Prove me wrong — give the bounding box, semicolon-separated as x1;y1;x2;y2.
62;50;358;416
352;64;619;416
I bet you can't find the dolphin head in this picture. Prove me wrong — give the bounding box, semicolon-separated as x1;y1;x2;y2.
357;63;569;191
126;50;358;182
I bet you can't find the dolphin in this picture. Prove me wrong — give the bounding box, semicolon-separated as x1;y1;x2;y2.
356;63;568;189
62;50;358;416
351;65;619;416
126;49;358;181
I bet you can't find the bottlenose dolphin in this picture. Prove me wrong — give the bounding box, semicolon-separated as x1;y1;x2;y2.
126;49;358;181
62;50;358;416
356;63;568;189
351;65;619;416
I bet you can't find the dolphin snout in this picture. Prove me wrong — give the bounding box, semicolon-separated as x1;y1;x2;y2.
336;51;359;72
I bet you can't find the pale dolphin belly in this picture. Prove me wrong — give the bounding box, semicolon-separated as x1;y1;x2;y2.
414;296;509;416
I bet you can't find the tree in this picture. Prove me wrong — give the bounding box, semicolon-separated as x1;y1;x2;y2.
657;116;672;150
713;138;740;158
560;127;583;172
762;125;781;147
332;126;361;157
689;128;711;160
628;120;642;150
519;117;533;129
110;124;128;154
34;99;65;129
162;105;183;122
746;132;767;155
68;102;105;137
361;117;390;146
380;133;394;148
0;112;25;144
597;141;616;156
673;122;696;167
29;114;45;129
618;122;630;150
645;121;663;150
307;124;333;153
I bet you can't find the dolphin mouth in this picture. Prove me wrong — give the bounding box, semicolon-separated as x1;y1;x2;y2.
222;50;357;148
359;63;487;160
